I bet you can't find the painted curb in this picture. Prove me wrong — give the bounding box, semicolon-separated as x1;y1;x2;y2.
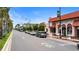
1;31;13;51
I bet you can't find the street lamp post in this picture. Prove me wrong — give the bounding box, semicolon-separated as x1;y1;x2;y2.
57;7;62;39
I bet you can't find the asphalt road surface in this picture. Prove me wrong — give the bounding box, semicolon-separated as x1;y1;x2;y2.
11;30;78;51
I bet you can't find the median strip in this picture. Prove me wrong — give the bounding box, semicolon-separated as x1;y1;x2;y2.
0;31;13;51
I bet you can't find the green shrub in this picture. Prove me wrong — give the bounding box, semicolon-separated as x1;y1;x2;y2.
0;32;11;50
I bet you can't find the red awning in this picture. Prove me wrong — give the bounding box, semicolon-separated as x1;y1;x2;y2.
73;20;79;27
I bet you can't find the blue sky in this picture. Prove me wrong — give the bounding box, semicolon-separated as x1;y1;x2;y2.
9;7;79;27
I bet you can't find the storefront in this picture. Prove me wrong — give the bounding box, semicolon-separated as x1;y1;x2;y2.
73;20;79;39
49;21;56;35
49;11;79;40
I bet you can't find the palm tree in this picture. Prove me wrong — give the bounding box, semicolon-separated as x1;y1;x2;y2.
15;24;20;30
7;19;13;32
0;7;12;38
0;7;4;38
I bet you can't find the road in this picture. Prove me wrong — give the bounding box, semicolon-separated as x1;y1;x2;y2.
11;30;78;51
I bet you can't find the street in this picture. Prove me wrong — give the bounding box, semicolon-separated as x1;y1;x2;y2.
11;30;78;51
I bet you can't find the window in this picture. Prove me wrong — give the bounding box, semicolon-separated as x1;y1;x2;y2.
58;24;61;33
52;28;56;33
58;27;61;33
50;27;56;33
67;24;72;34
62;24;66;36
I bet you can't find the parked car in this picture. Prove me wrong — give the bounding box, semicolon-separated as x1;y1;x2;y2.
25;31;30;34
77;43;79;49
25;31;29;33
30;31;36;35
19;29;23;32
36;31;47;38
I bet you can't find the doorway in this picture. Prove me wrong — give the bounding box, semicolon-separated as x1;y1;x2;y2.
62;24;66;36
62;27;66;36
77;27;79;38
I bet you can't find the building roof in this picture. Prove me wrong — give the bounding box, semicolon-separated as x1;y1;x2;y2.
49;11;79;22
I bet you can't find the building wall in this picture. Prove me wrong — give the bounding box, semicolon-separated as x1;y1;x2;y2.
45;23;53;37
55;19;75;37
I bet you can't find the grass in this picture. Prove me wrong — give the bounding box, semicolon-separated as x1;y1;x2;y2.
0;32;11;50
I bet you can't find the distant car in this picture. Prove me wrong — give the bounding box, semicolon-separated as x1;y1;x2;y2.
25;31;29;33
25;31;30;34
36;31;47;38
19;30;23;32
30;31;36;35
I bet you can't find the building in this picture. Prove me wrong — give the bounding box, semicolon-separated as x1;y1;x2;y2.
49;11;79;40
45;23;53;37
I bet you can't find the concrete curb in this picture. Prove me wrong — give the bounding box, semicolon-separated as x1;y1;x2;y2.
1;31;13;51
47;37;77;46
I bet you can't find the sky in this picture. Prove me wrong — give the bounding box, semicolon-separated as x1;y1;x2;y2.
9;7;79;27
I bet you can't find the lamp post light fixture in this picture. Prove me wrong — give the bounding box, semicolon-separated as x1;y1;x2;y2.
57;7;62;39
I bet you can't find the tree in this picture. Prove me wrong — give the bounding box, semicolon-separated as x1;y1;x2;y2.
15;24;20;30
33;24;39;31
0;20;2;38
38;22;46;31
7;19;13;32
0;7;12;38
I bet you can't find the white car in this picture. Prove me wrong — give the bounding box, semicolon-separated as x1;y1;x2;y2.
30;31;36;35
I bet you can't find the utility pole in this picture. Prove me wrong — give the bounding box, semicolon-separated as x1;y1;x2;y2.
57;7;62;39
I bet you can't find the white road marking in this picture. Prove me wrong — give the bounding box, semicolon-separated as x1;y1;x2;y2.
59;44;66;46
41;42;71;48
59;43;70;46
41;42;55;48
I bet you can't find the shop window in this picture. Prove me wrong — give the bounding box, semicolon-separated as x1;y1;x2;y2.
67;24;72;34
53;28;56;33
58;27;61;33
58;24;61;34
62;24;66;36
50;28;56;33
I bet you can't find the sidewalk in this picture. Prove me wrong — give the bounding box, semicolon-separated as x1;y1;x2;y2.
47;35;77;46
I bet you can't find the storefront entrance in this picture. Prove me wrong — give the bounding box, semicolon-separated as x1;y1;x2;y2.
76;27;79;38
73;20;79;39
62;27;66;36
62;24;66;36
